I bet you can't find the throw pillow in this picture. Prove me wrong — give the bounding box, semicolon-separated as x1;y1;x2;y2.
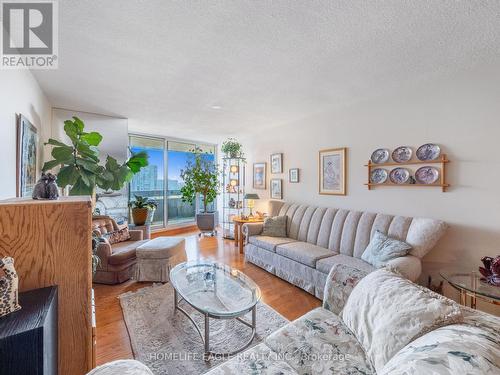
261;216;287;237
361;230;412;268
341;269;463;372
104;228;131;245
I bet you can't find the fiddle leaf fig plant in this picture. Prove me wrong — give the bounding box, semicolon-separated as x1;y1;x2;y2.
42;116;149;195
180;147;220;213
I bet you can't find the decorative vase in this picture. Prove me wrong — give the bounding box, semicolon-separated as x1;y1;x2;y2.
0;257;21;318
132;208;149;226
146;207;156;224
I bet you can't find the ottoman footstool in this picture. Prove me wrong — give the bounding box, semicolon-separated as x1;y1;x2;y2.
134;237;186;282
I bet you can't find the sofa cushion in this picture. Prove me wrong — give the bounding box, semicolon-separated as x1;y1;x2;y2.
276;241;335;267
265;307;374;375
406;217;447;258
261;215;288;237
361;230;412;268
104;227;131;245
316;254;375;275
379;322;500;375
205;343;298;375
109;240;148;265
248;236;296;252
342;269;463;372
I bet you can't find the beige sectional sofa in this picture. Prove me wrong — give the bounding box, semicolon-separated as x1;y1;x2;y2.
243;200;447;299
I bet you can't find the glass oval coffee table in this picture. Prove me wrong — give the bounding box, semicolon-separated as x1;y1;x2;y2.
440;268;500;309
170;261;261;358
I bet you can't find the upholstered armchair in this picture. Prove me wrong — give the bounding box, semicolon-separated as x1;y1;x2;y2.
92;215;149;284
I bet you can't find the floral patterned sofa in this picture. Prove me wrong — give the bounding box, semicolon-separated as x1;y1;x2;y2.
242;200;447;299
204;266;500;375
90;266;500;375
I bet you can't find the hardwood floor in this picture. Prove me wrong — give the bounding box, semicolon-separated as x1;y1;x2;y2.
93;230;321;366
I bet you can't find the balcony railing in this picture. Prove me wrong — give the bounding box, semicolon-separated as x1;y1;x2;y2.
130;190;195;225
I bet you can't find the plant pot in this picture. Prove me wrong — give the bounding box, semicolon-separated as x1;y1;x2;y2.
196;212;217;232
132;208;149;226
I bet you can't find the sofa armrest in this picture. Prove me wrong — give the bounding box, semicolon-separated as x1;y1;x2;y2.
96;239;112;271
323;264;368;315
128;229;144;241
386;255;421;282
242;223;264;242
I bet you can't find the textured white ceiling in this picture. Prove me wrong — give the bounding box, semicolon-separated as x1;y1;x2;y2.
33;1;500;142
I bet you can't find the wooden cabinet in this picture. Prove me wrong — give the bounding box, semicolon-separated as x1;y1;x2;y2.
0;197;93;375
0;286;58;375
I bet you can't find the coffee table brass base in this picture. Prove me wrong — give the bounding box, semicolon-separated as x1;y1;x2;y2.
174;289;257;359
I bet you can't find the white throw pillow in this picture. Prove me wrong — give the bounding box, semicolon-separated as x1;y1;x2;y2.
341;269;463;372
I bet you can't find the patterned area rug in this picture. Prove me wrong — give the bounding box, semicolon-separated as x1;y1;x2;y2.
119;283;289;375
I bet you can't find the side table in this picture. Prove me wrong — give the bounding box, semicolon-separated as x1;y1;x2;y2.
440;269;500;309
232;217;264;254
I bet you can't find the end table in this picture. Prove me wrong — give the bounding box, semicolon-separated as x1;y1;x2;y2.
440;269;500;309
232;217;264;254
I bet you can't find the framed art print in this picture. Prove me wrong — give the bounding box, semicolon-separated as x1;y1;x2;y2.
253;162;267;189
319;148;346;195
270;153;283;174
289;168;299;183
270;178;283;199
17;114;38;197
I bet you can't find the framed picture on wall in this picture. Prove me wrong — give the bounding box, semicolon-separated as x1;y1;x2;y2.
270;178;283;199
319;148;346;195
270;153;283;174
17;114;38;197
289;168;299;183
253;162;267;189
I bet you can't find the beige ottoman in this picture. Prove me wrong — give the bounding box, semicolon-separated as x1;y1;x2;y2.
134;237;186;282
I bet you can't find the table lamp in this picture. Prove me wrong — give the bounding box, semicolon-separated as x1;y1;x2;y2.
244;193;260;218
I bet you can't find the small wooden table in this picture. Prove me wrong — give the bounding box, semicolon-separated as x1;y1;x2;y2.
233;217;264;254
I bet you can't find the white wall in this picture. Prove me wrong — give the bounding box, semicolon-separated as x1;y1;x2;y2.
0;70;52;199
242;63;500;314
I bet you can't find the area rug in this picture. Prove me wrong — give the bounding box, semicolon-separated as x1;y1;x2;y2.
119;283;289;375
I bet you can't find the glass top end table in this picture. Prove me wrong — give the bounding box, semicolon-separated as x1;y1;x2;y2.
170;261;262;358
440;269;500;309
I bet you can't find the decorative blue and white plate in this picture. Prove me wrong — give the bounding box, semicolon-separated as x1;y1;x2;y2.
416;143;441;161
392;146;412;163
370;168;388;184
415;166;440;184
389;168;410;184
370;149;390;164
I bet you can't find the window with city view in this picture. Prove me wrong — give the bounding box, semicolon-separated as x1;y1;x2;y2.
129;135;216;227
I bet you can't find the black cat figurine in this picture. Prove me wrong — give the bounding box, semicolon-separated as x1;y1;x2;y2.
32;173;49;199
46;173;59;200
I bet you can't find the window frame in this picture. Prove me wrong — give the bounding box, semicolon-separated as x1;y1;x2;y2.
129;132;218;230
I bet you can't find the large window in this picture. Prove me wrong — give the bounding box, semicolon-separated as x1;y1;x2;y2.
129;135;216;228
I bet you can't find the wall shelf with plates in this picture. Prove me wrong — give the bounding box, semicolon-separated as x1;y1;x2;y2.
365;154;450;192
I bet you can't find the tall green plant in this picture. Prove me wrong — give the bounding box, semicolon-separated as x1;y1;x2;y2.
42;116;148;195
180;147;220;213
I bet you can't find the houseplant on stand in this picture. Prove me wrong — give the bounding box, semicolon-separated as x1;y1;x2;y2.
180;147;220;236
221;138;245;159
128;195;158;226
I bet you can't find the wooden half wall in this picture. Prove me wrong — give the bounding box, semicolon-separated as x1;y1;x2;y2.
0;196;93;375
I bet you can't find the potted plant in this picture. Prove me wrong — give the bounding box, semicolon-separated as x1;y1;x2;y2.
221;138;244;159
42;116;149;197
180;147;220;234
128;195;158;226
